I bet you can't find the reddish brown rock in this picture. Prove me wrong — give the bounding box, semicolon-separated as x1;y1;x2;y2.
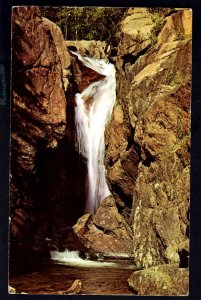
105;104;139;224
10;6;71;267
70;54;105;93
42;17;71;91
12;6;68;179
73;196;133;258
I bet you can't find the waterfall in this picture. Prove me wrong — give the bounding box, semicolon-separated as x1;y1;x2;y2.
73;52;116;214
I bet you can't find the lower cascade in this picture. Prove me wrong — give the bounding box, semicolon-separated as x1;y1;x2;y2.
50;249;118;268
50;249;136;270
73;52;116;213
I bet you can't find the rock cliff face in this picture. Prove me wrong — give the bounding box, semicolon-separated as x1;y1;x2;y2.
11;6;71;266
111;7;191;269
104;7;191;294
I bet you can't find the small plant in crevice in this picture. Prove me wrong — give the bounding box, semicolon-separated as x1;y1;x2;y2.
147;8;172;16
163;70;175;86
149;13;166;46
174;30;185;41
163;69;183;87
150;18;165;46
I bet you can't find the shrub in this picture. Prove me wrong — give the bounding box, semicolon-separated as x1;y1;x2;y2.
149;13;166;46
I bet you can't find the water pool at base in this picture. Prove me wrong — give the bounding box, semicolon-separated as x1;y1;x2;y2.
9;259;138;295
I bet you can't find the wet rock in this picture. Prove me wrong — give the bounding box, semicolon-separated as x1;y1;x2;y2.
73;196;133;258
73;214;92;238
128;264;189;296
65;279;82;295
70;54;105;93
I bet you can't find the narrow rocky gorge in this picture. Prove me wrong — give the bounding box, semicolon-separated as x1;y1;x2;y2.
10;6;191;295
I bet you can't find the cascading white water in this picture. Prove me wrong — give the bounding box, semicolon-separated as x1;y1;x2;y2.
50;249;118;268
50;249;137;269
73;52;116;214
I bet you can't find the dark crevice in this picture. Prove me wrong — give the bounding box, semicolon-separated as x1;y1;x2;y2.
67;45;77;52
33;135;87;232
126;126;135;151
133;141;142;161
129;286;139;295
155;231;166;250
107;157;116;167
154;231;169;264
112;184;133;210
165;9;180;17
94;222;105;232
122;45;151;71
142;151;156;167
110;47;117;57
179;249;189;268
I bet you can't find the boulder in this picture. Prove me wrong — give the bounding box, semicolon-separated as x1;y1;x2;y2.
128;264;189;296
73;196;133;258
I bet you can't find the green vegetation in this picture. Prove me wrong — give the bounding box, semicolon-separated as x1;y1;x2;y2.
40;7;127;41
163;69;183;86
149;12;166;46
174;30;185;41
163;70;175;86
147;8;176;46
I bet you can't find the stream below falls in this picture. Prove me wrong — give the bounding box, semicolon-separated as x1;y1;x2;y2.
9;260;136;295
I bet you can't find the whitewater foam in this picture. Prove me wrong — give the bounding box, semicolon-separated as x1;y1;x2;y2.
50;250;117;268
50;250;136;270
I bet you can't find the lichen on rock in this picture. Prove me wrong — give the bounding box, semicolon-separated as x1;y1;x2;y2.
128;264;189;296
